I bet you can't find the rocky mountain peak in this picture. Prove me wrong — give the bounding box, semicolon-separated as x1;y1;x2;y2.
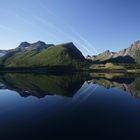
18;42;31;48
104;50;110;53
32;41;47;47
17;41;54;52
130;40;140;50
133;40;140;45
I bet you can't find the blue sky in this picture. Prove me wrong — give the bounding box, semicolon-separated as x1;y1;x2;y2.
0;0;140;55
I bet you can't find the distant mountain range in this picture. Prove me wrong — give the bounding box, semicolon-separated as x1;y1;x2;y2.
0;41;86;69
86;40;140;64
1;40;140;71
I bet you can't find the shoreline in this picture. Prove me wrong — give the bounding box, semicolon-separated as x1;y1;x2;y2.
0;66;140;74
0;66;77;74
89;69;140;73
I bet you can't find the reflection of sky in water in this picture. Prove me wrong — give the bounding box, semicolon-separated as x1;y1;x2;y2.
0;89;71;118
1;81;140;139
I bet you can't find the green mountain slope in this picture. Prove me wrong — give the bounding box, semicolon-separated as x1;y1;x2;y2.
92;50;113;62
1;42;86;69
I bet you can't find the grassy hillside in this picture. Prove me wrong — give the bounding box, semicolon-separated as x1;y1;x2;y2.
92;51;112;62
89;62;140;71
1;43;87;69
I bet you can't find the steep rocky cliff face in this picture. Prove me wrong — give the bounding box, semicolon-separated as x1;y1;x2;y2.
112;40;140;58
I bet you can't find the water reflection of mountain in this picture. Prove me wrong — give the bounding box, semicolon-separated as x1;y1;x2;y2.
88;73;140;99
0;72;140;99
0;73;88;98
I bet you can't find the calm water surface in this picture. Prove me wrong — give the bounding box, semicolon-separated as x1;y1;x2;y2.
0;73;140;139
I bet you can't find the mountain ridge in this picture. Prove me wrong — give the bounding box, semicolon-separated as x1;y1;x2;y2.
87;40;140;64
1;40;140;71
0;41;86;70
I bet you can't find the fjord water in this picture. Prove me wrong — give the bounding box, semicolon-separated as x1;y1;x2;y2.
1;73;140;139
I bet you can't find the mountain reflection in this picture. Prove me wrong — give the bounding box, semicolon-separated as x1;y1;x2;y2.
0;73;88;98
88;73;140;99
0;73;140;99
